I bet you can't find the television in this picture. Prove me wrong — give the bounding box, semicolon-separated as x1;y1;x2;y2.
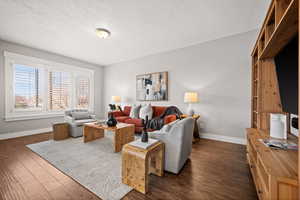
274;36;298;115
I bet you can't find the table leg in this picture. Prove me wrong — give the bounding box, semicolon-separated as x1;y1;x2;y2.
193;119;200;143
83;126;104;143
114;126;135;152
149;144;164;176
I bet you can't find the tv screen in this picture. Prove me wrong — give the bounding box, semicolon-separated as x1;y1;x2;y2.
274;36;298;115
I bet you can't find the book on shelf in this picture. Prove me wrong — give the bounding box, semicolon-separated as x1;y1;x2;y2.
259;138;298;150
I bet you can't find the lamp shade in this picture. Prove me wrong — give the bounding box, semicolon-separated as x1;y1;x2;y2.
184;92;198;103
112;96;121;103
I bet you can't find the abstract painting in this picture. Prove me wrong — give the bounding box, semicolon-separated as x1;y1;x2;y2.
136;71;168;101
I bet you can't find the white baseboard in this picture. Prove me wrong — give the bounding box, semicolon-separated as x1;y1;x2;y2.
0;128;246;145
200;133;246;145
0;127;52;140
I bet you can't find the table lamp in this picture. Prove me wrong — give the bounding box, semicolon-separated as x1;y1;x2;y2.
112;96;121;104
110;96;121;111
184;92;198;116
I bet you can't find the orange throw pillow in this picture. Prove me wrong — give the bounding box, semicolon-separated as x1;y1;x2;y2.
164;114;177;125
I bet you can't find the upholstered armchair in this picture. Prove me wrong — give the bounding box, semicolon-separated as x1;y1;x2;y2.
148;117;194;174
64;109;96;137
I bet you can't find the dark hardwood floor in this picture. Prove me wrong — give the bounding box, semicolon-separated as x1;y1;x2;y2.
0;133;258;200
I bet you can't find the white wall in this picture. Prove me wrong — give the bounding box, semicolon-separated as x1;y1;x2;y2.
0;40;104;134
104;30;258;140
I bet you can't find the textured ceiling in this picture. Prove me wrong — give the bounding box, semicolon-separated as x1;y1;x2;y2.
0;0;270;66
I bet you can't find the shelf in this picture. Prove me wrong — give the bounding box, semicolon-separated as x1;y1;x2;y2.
265;4;276;44
260;0;298;58
275;0;293;25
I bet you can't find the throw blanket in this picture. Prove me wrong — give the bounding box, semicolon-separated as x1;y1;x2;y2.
146;106;183;130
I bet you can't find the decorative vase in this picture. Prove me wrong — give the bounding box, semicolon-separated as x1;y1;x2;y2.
141;130;148;143
141;115;149;143
107;113;117;127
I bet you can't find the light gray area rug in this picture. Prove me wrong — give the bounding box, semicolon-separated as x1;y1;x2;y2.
27;134;133;200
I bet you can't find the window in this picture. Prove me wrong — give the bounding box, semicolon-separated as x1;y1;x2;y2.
4;51;94;121
49;71;72;111
14;64;42;110
76;77;90;109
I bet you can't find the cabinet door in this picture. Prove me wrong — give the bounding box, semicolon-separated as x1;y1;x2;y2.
278;181;298;200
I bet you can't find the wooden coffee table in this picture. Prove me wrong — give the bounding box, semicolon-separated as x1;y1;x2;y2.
83;122;135;152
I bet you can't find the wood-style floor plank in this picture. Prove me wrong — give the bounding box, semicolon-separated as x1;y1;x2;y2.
0;133;258;200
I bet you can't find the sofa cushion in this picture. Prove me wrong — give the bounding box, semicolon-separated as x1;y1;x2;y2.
115;116;131;123
123;106;131;116
73;119;95;126
72;112;90;120
129;104;141;118
124;118;143;127
110;110;125;117
139;104;153;120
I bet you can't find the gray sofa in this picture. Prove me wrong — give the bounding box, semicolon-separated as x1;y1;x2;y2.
149;117;194;174
64;109;96;137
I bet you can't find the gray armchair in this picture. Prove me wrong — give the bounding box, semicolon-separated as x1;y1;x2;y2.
149;117;194;174
64;109;96;137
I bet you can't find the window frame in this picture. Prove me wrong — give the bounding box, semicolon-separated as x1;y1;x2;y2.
4;51;95;121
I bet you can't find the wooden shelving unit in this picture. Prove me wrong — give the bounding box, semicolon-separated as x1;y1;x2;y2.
254;0;298;59
249;0;299;199
250;0;298;129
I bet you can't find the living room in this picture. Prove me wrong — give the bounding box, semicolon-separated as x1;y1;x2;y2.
0;0;299;200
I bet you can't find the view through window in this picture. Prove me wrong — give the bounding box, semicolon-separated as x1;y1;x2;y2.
14;64;42;109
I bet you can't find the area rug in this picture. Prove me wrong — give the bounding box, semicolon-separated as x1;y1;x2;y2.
27;133;133;200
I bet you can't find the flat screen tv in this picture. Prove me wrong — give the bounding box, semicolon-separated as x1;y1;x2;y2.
274;36;298;115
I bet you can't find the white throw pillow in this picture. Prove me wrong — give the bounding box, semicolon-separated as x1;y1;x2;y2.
139;104;153;120
129;104;141;118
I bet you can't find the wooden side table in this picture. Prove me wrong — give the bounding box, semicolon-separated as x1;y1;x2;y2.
53;122;69;141
181;114;200;143
122;141;164;194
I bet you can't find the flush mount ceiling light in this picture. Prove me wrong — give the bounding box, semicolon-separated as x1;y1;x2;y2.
95;28;111;39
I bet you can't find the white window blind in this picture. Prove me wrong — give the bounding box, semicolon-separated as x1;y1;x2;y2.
76;77;90;109
48;71;72;111
14;64;42;110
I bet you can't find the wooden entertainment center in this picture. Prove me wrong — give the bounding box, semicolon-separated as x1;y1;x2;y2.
248;0;299;199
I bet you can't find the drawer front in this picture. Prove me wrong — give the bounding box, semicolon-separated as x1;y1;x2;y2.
247;153;258;186
256;175;269;200
256;156;270;193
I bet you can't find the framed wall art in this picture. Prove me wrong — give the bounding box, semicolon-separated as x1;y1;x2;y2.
136;71;168;101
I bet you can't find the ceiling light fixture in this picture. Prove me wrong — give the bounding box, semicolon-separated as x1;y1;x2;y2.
95;28;111;39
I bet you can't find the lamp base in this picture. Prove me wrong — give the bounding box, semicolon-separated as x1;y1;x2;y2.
187;104;194;116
